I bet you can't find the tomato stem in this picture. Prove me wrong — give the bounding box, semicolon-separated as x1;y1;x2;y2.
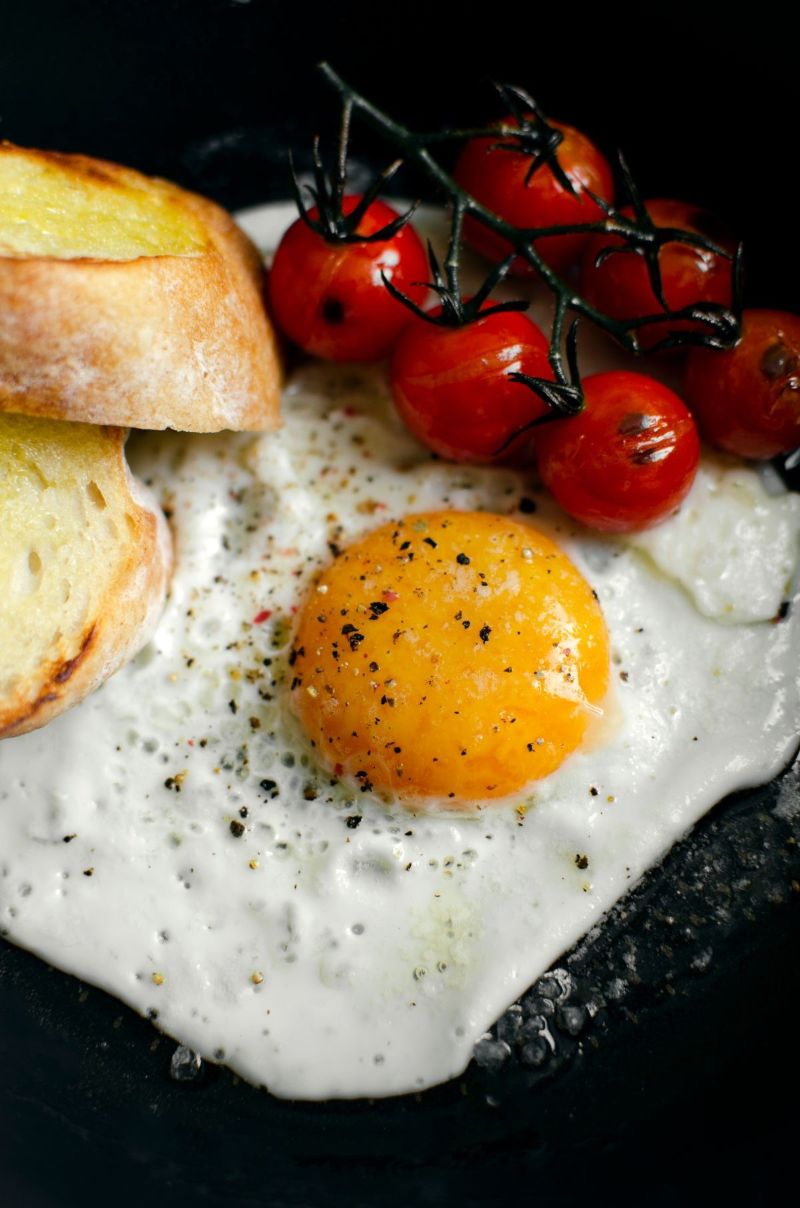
316;61;741;345
289;97;418;245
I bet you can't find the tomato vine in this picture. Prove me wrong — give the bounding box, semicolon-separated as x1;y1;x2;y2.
304;63;742;419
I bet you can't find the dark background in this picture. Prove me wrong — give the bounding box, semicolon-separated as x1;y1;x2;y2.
1;3;799;1206
2;2;797;306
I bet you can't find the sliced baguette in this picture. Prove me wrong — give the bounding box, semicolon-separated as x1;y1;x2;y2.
0;412;171;738
0;143;282;432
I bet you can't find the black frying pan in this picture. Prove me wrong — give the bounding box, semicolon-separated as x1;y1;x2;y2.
2;5;799;1205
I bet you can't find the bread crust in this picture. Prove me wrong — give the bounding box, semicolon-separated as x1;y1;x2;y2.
0;427;172;739
0;146;282;432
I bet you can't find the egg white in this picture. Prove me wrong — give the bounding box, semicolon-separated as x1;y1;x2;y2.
0;205;798;1100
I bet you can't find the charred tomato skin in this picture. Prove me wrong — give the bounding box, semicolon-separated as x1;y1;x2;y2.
535;370;700;532
269;196;428;362
684;309;800;460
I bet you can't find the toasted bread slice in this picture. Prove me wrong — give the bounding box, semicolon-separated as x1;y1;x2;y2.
0;143;281;432
0;413;171;738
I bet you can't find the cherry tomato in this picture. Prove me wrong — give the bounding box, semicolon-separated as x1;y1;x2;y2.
454;117;614;277
683;309;800;459
535;371;700;532
389;306;553;463
268;196;428;362
581;199;734;351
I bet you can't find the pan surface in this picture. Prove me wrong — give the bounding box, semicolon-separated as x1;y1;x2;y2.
1;4;799;1204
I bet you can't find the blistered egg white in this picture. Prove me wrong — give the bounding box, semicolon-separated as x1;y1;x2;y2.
0;205;799;1100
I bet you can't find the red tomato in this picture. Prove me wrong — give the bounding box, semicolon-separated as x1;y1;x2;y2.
268;196;428;362
535;371;700;532
389;307;553;463
454;117;614;277
581;199;734;351
684;309;800;459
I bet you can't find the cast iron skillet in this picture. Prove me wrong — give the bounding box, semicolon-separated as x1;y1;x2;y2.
2;5;799;1205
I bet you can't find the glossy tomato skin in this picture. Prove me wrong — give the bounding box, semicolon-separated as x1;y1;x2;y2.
581;199;734;351
268;197;428;362
390;307;553;463
454;118;614;277
684;309;800;459
535;371;700;532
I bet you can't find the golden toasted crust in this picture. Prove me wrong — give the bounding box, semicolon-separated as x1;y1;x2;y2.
0;416;172;739
0;145;282;432
0;623;99;738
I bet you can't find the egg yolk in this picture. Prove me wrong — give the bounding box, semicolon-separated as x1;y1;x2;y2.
290;511;610;803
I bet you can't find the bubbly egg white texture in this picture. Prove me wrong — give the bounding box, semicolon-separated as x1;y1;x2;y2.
1;205;800;1100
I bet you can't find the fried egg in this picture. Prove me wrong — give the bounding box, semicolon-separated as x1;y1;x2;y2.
0;204;799;1100
291;510;610;802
